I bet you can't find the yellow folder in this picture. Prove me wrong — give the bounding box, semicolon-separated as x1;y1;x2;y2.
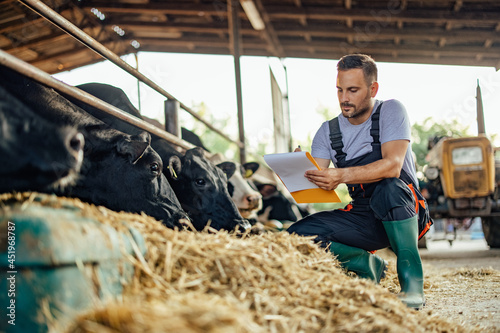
263;152;341;204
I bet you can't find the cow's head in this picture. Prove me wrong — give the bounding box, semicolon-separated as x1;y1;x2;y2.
0;66;189;228
0;85;84;193
71;131;189;229
217;161;262;219
167;147;251;232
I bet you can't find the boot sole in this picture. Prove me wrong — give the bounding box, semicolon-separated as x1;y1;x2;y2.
402;297;426;310
379;260;388;281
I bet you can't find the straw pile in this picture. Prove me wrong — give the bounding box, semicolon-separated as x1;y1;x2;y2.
0;193;482;333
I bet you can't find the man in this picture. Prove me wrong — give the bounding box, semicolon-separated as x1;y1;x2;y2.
287;54;432;310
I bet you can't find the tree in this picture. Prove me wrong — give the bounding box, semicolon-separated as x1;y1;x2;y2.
185;102;239;159
411;117;471;170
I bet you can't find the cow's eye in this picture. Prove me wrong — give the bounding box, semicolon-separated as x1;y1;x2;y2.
195;178;206;186
150;162;160;175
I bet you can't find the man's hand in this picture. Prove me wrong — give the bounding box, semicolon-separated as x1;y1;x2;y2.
305;168;344;191
304;140;409;190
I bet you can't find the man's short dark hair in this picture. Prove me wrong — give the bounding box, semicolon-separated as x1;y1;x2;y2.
337;54;378;85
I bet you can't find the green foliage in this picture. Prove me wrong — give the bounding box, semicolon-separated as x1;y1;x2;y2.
411;117;471;169
186;102;239;159
316;105;333;122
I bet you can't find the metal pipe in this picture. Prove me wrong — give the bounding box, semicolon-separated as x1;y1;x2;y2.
228;0;247;164
18;0;244;149
476;79;486;136
0;49;194;150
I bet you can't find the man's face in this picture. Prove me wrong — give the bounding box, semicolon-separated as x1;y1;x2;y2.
336;68;378;124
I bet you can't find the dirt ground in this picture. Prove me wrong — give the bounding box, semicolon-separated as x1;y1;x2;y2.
379;237;500;333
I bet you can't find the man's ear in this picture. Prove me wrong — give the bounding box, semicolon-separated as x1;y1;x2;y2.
370;81;379;97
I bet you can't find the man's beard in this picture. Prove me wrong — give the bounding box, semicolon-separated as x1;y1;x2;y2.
340;90;372;119
341;102;371;119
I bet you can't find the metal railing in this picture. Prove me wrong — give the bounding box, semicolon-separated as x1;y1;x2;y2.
0;49;193;150
12;0;245;150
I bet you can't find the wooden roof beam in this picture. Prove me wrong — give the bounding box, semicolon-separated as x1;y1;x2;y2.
80;2;230;17
265;7;500;25
252;0;285;58
281;41;500;58
276;25;500;43
346;17;353;29
82;3;500;25
4;32;73;53
274;50;500;68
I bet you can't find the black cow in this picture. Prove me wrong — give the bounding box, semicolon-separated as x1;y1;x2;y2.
74;82;250;232
210;154;262;220
0;66;189;229
0;84;84;193
74;83;250;230
74;83;210;151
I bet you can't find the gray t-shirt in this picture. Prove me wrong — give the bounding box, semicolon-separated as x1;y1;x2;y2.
311;99;418;185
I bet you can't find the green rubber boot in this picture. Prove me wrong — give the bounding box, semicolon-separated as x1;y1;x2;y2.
382;216;425;310
330;242;387;284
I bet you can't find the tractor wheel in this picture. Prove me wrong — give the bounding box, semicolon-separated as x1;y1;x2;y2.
482;216;500;248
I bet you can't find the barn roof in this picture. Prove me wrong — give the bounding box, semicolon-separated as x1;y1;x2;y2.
2;0;500;74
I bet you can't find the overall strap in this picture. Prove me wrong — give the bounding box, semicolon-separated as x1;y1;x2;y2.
370;102;383;147
329;117;345;163
328;102;384;164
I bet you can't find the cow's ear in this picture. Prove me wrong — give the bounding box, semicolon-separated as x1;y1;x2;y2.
217;161;236;180
243;162;260;178
186;147;205;158
168;155;182;180
117;138;149;164
131;131;151;145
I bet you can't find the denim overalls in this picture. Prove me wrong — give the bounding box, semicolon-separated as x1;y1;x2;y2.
287;103;432;251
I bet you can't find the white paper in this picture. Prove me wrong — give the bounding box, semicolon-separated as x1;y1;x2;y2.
263;152;319;192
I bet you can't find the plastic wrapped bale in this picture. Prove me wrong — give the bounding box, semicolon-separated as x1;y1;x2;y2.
0;194;146;333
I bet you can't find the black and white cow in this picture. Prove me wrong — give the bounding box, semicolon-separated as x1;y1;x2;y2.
73;82;250;232
0;66;189;229
210;154;262;220
0;84;84;193
251;168;313;229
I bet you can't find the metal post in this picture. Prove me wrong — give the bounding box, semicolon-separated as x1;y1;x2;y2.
135;53;141;112
282;58;293;152
228;0;246;164
476;79;486;135
165;100;181;137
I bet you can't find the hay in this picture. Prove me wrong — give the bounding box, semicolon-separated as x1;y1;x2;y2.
67;294;258;333
0;192;485;332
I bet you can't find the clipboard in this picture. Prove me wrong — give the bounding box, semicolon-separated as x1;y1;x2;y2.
263;151;341;204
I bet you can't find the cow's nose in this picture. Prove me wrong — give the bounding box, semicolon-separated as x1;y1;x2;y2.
236;218;251;232
69;132;85;153
246;194;261;205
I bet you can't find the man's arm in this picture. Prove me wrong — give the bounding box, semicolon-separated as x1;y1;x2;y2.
314;157;331;169
306;139;409;190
